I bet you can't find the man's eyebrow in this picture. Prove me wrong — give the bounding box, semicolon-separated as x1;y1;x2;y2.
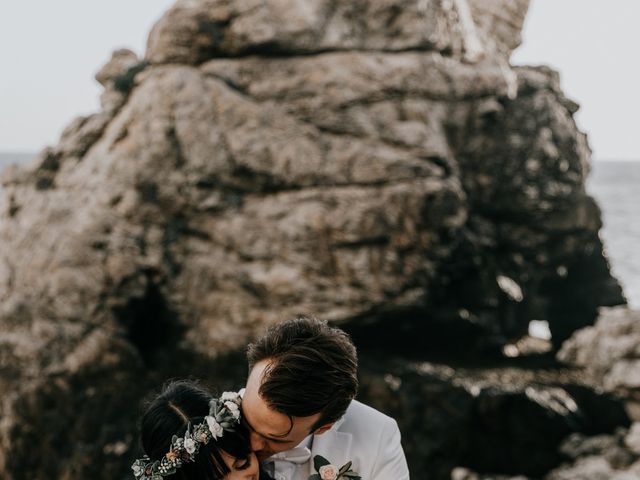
265;436;293;444
240;406;292;440
264;431;291;440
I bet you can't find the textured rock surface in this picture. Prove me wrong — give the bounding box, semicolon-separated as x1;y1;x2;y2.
452;468;528;480
146;0;529;65
544;427;640;480
451;306;640;480
0;0;627;479
467;0;529;57
440;65;625;348
450;426;640;479
359;357;629;478
559;307;640;392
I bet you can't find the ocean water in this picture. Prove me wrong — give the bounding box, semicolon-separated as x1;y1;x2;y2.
0;153;638;307
587;160;640;308
0;152;33;170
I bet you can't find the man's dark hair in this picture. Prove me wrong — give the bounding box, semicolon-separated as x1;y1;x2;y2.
246;316;358;431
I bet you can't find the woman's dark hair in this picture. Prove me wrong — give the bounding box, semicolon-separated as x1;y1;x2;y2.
139;380;252;480
246;316;358;431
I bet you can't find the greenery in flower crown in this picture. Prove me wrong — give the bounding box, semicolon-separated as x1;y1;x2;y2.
131;391;242;480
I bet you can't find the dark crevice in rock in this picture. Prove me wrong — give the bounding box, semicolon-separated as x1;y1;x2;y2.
167;125;187;168
192;176;245;211
205;72;251;98
162;217;185;277
426;155;455;177
219;172;446;195
331;235;390;249
29;148;62;190
542;233;626;347
112;279;184;367
198;18;233;60
135;181;158;203
113;61;149;94
229;165;288;194
343;305;503;359
110;122;130;151
192;45;464;63
34;176;55;190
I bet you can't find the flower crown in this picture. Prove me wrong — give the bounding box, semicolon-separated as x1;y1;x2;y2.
131;391;242;480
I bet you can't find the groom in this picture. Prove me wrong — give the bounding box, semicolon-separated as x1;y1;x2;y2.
241;316;410;479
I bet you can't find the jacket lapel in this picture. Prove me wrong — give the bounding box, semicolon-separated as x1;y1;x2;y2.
308;418;353;477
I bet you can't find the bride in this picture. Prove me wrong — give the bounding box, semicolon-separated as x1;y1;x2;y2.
131;380;268;480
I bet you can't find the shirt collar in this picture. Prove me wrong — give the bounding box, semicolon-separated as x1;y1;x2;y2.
296;433;313;450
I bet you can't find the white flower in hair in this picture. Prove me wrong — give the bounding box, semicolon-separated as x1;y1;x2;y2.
220;392;242;405
224;400;239;411
132;464;144;476
184;436;196;454
224;400;240;419
206;415;224;439
220;392;240;402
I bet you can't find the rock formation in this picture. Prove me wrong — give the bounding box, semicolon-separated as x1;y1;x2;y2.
444;305;640;479
0;0;628;479
359;358;629;478
559;307;640;396
450;424;640;480
548;307;640;479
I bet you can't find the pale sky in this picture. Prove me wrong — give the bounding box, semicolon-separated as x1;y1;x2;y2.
1;0;639;160
0;0;175;153
511;0;640;161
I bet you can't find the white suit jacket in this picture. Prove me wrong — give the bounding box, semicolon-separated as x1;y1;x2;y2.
308;400;410;479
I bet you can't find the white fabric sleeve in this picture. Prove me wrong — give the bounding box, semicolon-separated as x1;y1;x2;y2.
371;416;410;479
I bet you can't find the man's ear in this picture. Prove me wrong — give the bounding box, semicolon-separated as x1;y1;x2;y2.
312;422;335;435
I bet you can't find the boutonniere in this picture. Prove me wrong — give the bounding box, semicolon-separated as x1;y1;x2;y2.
308;455;361;480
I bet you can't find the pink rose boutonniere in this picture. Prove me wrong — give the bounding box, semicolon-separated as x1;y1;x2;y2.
309;455;361;480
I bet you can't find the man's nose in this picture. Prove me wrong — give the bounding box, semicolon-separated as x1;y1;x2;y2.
250;431;265;451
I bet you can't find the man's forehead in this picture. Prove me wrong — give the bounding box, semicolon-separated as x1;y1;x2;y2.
247;359;270;384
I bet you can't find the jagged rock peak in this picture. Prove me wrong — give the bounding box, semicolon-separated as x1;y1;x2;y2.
145;0;530;64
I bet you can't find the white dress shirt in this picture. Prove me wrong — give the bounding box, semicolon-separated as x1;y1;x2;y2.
265;435;313;480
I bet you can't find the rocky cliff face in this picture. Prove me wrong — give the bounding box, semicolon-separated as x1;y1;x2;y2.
0;1;628;479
